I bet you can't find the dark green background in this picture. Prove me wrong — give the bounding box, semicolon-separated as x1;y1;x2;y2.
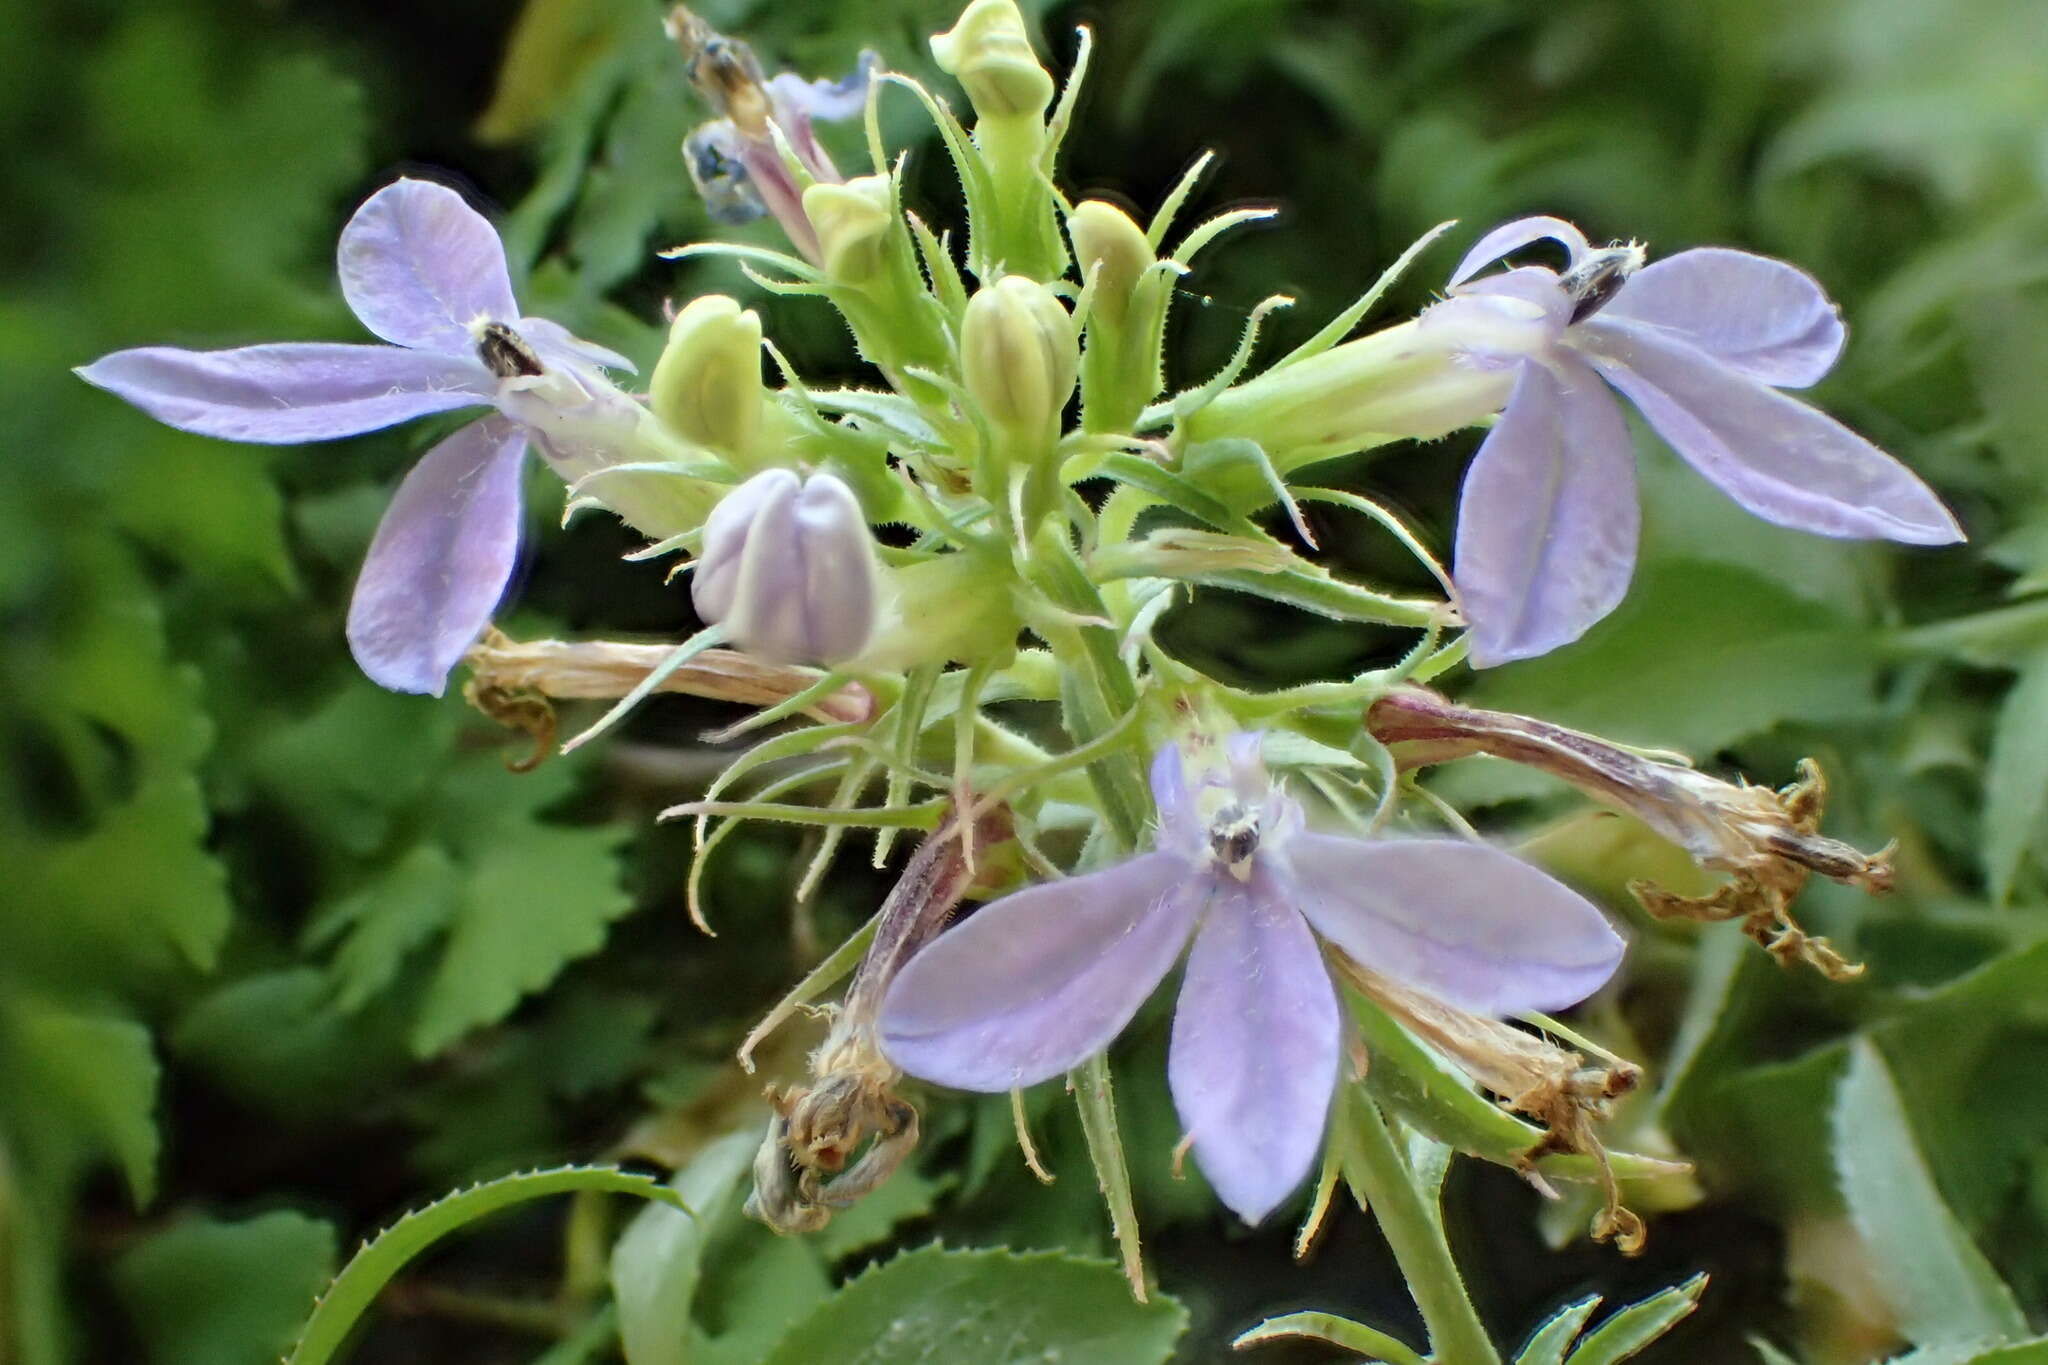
6;0;2047;1361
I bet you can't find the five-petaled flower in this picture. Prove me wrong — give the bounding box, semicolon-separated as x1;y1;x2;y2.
1431;215;1964;667
76;178;636;696
878;735;1625;1224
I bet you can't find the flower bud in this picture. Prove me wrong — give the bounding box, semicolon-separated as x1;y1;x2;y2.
692;469;883;665
650;295;765;457
802;175;896;285
930;0;1053;123
961;275;1077;445
1069;200;1152;326
1182;317;1517;471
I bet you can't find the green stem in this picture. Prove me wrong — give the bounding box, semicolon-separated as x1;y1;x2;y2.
1340;1088;1500;1365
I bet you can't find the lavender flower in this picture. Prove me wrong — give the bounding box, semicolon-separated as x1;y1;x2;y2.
1431;215;1963;667
75;178;636;696
692;469;884;665
878;735;1624;1224
670;6;878;264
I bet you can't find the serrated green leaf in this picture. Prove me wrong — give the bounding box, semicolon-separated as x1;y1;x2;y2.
410;816;633;1055
610;1129;756;1365
288;1166;692;1365
1233;1311;1427;1365
115;1212;336;1365
1834;1038;2027;1346
1517;1296;1602;1365
0;1002;159;1206
1982;647;2048;903
759;1246;1188;1365
173;969;410;1119
305;843;460;1012
1562;1275;1708;1365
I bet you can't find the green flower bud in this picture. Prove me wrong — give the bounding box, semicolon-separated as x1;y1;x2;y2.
930;0;1053;122
962;275;1078;445
1068;200;1152;326
1182;319;1514;472
650;295;766;458
802;176;897;286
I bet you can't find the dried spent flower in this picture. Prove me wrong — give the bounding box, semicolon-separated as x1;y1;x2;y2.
1366;686;1890;979
746;804;1013;1233
671;5;877;263
879;735;1624;1224
460;627;875;767
1334;954;1649;1251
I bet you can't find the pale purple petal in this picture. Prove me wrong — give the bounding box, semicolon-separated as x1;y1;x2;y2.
338;179;519;354
1453;357;1641;667
1460;266;1575;326
736;138;821;262
1169;866;1339;1225
1284;835;1625;1015
1595;247;1845;388
345;417;527;695
75;343;489;444
1580;324;1964;545
1149;743;1195;850
691;471;880;664
518;317;637;376
878;853;1199;1092
767;52;879;124
1448;216;1591;288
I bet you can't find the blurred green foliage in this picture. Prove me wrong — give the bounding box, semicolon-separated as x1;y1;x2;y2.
6;0;2048;1361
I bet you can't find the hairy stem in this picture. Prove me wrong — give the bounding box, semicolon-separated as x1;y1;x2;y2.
1340;1088;1500;1365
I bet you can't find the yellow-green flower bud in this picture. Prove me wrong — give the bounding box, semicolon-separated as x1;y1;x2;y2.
650;295;765;457
930;0;1053;123
1069;200;1152;326
802;176;896;286
962;275;1078;445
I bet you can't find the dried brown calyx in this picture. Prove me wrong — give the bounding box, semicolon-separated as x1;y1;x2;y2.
1335;953;1648;1252
461;628;875;767
745;801;1014;1234
1366;687;1891;980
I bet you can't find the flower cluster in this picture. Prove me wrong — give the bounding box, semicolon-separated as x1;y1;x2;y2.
77;0;1952;1305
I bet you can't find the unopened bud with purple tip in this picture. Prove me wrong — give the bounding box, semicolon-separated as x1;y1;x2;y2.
692;469;884;665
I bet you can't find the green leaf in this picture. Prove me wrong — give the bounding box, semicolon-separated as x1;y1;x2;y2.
811;1166;949;1262
1562;1275;1709;1365
1833;1038;2027;1346
115;1212;336;1365
173;969;410;1119
1517;1296;1602;1365
409;766;633;1056
286;1166;692;1365
304;844;460;1012
759;1246;1188;1365
1071;1052;1148;1301
610;1130;755;1365
1468;559;1879;752
0;1001;159;1205
1233;1311;1428;1365
1982;647;2048;903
